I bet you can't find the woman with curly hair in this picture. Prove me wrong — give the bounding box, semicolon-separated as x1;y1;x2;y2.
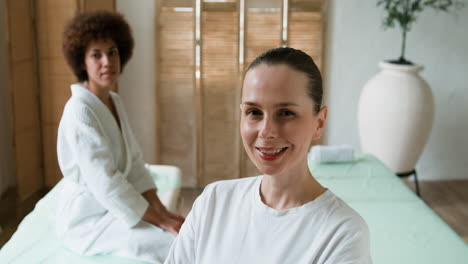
56;10;183;263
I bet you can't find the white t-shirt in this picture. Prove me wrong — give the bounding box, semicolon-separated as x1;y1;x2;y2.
165;176;372;264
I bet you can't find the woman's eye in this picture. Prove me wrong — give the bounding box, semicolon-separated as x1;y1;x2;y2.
246;109;262;116
91;53;100;59
279;110;295;117
109;49;119;56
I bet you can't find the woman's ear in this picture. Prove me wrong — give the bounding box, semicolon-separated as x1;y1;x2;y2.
312;106;327;141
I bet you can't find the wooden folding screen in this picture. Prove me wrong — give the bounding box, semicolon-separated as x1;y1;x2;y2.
5;0;115;201
289;10;322;68
157;0;324;187
157;4;197;187
5;0;43;201
201;5;240;185
36;1;79;189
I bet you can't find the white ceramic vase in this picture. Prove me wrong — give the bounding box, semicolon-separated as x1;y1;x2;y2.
358;61;434;173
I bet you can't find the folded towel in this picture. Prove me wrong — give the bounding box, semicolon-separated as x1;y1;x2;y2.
309;145;354;163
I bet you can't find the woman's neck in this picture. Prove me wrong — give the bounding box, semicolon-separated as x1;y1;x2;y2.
260;162;326;211
84;81;113;105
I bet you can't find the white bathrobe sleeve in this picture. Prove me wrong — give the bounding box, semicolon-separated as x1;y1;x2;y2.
127;145;157;194
64;101;149;228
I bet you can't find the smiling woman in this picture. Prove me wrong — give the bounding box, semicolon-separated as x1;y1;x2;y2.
164;47;372;264
240;63;323;181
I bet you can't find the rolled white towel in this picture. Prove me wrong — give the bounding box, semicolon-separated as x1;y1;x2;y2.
309;145;354;163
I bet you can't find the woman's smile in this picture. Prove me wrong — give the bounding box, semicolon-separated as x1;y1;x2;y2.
256;146;289;161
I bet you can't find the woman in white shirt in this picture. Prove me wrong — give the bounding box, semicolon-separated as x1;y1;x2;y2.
56;11;183;263
165;47;372;263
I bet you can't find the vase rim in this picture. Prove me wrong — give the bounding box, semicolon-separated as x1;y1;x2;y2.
379;61;424;72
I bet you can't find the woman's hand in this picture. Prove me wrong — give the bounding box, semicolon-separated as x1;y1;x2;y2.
142;189;185;235
143;205;184;235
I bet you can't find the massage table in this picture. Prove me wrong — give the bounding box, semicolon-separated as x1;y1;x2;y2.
0;165;181;264
309;154;468;264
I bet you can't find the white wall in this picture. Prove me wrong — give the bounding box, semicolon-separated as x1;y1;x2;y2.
0;2;15;195
324;0;468;180
116;0;158;163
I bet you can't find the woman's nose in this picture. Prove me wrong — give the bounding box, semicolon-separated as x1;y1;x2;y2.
102;55;111;66
259;117;278;139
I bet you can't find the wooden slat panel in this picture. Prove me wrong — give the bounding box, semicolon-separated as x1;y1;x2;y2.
14;130;43;199
158;9;197;187
42;124;62;187
38;58;74;124
82;0;115;12
11;60;42;199
200;11;239;185
35;0;77;59
290;0;322;12
289;11;322;69
12;61;39;134
246;11;282;66
7;1;34;62
203;2;237;12
161;0;192;8
6;0;43;201
35;0;78;188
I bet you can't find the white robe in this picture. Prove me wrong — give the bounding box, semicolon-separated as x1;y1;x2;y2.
55;83;174;263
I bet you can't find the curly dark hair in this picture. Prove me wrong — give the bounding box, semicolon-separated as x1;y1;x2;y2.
246;47;323;113
62;10;134;82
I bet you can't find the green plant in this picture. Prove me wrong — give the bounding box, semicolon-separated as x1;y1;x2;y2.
377;0;464;64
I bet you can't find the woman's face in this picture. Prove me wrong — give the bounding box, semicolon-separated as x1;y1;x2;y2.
240;64;326;176
84;39;120;90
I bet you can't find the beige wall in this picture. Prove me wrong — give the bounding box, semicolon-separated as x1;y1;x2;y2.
116;0;158;164
0;1;15;196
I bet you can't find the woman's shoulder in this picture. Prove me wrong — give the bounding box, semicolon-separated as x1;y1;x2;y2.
64;84;91;109
62;84;103;123
313;192;372;262
62;97;98;125
323;192;369;233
